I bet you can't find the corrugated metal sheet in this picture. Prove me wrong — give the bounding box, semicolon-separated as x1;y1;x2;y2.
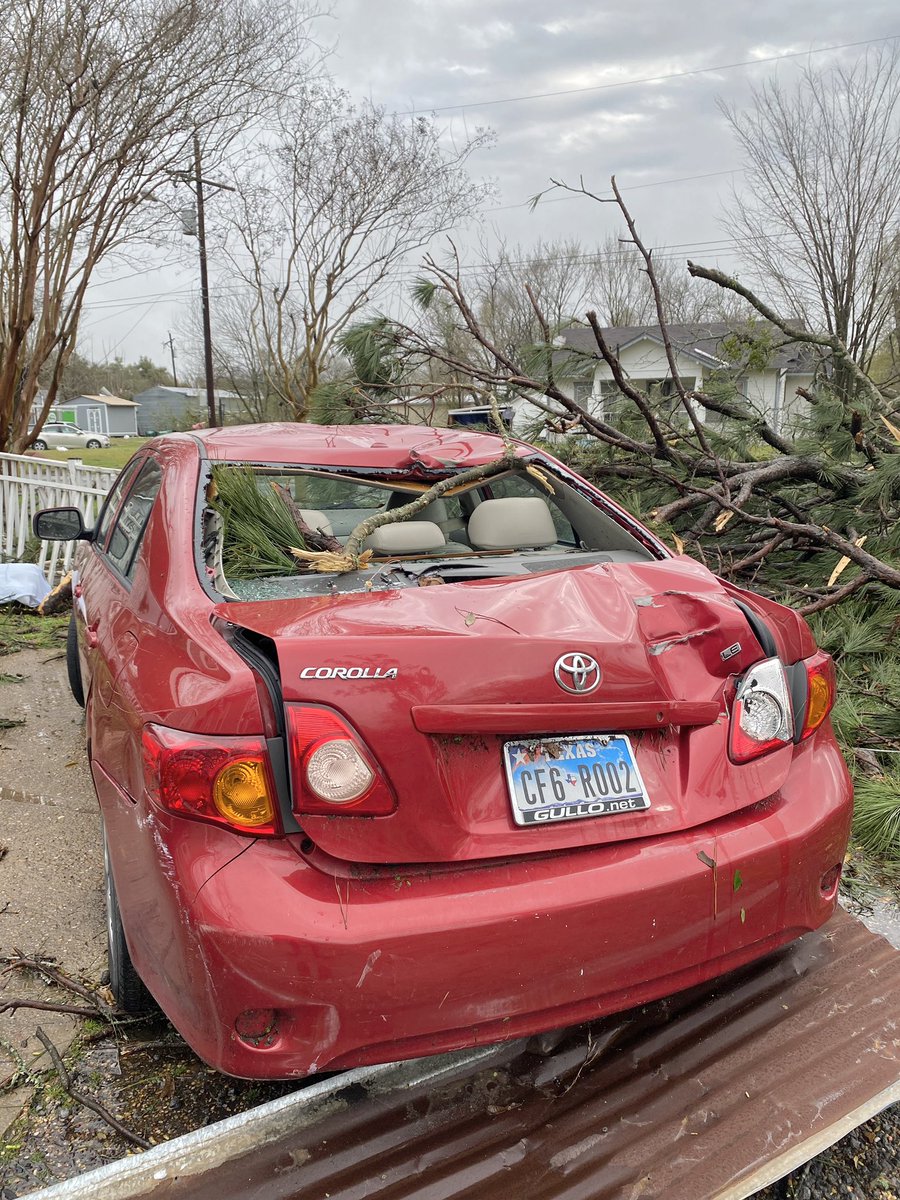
32;909;900;1200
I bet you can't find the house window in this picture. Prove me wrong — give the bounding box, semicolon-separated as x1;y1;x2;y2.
573;381;593;408
598;380;626;425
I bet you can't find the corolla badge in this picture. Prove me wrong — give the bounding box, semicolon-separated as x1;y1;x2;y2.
553;653;601;695
301;666;398;680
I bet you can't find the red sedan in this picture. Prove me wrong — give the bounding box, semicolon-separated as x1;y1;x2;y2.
35;423;852;1079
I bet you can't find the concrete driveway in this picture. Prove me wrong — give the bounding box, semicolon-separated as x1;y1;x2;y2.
0;646;104;1136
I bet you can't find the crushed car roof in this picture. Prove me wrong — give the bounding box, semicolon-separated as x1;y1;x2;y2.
178;423;531;470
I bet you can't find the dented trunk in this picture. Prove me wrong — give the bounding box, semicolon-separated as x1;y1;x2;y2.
217;557;809;865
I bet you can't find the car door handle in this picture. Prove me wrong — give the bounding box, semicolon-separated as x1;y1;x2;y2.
86;621;100;649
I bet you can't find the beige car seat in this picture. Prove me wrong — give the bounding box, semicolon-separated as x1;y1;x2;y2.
467;497;558;550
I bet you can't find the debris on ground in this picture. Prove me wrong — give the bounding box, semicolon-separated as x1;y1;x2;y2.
0;566;50;610
36;575;72;618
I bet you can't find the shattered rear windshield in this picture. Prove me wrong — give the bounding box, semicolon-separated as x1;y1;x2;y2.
202;463;655;600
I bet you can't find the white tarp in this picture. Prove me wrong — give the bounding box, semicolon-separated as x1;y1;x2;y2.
0;563;51;608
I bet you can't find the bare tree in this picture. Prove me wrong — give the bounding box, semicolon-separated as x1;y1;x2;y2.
584;236;749;328
176;289;286;423
722;46;900;396
473;238;593;359
0;0;316;452
223;83;492;420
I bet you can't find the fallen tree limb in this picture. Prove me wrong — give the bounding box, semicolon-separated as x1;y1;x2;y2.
35;1026;151;1150
0;998;100;1018
3;953;116;1020
686;261;889;414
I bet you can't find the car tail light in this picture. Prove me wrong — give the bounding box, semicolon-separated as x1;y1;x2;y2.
729;656;794;764
729;650;837;764
285;705;396;816
142;724;279;835
798;650;836;740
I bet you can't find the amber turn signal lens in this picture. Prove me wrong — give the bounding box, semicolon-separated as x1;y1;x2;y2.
213;759;275;828
806;672;832;732
800;652;836;741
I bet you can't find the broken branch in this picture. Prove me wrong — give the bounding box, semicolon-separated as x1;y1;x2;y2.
35;1026;151;1149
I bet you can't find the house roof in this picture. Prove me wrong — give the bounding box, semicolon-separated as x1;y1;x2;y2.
75;394;140;407
557;322;819;374
152;385;238;400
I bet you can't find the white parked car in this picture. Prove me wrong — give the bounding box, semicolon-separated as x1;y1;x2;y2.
30;423;110;450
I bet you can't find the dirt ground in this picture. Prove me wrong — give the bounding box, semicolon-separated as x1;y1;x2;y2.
0;642;106;1142
0;642;897;1198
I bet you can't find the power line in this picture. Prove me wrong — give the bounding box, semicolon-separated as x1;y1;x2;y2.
401;34;900;115
486;168;744;212
93;301;159;363
77;233;764;323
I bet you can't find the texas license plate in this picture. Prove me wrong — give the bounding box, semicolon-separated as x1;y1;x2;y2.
503;735;651;826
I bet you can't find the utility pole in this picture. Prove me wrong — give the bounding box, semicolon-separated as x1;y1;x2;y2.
175;140;235;428
163;331;178;388
193;134;217;428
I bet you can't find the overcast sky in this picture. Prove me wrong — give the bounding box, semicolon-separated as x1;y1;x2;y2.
80;0;899;374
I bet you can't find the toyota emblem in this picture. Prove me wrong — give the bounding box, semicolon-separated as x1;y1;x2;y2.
553;653;601;695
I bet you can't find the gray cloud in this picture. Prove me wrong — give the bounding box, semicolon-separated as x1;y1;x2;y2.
87;0;900;361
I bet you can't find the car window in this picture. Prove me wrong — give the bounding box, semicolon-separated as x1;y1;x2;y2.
94;458;144;548
105;459;163;579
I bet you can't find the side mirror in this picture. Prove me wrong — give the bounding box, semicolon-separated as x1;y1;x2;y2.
32;507;93;542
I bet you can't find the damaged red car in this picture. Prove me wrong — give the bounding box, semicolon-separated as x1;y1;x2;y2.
34;423;852;1079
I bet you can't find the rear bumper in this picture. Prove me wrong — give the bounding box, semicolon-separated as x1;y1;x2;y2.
135;735;853;1078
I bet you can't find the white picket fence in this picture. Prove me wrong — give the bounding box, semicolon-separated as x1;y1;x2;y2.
0;452;118;582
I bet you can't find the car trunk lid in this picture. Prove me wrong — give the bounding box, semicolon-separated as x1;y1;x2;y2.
215;556;786;865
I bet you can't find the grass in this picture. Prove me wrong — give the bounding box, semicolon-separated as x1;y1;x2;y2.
32;439;152;470
0;609;68;656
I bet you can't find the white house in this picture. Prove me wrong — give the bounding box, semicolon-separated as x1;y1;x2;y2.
511;323;819;438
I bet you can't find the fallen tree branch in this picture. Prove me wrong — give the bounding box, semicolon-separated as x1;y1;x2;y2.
585;310;672;458
35;1026;151;1149
610;176;718;465
271;483;342;553
725;533;787;576
3;953;116;1020
686;261;888;412
293;394;534;572
797;573;870;615
0;998;100;1018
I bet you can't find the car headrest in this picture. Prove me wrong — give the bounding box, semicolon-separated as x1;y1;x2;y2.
298;509;334;536
413;498;449;523
467;497;557;550
364;521;446;554
387;494;449;524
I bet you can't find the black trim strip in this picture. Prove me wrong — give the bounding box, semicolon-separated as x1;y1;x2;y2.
732;598;778;659
224;625;301;835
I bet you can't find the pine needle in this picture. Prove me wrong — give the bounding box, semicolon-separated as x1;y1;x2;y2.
210;466;308;579
853;773;900;858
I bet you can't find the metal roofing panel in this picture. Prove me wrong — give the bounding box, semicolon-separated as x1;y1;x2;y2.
30;908;900;1200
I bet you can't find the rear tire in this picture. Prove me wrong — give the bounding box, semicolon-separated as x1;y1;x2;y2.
103;825;154;1014
33;439;47;450
86;439;101;449
66;615;85;708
